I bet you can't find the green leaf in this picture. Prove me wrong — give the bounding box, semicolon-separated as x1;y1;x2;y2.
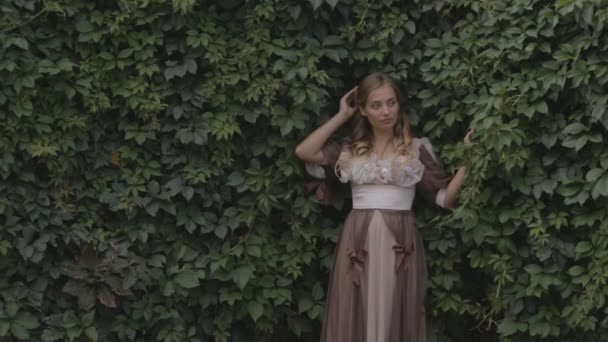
174;270;200;288
325;0;338;8
567;265;585;277
586;168;604;182
233;265;255;289
288;5;301;20
425;38;442;48
592;176;608;198
5;300;18;317
247;301;264;321
11;322;30;340
309;0;323;10
14;312;39;330
182;186;194;200
524;264;542;275
84;326;98;341
81;311;95;326
404;21;416;34
56;58;74;71
0;320;9;337
298;297;313;313
12;38;29;50
575;241;592;254
41;327;64;341
75;20;94;33
535;101;548;114
215;225;227;239
246;245;261;257
497;318;527;337
162;280;175;296
65;326;82;340
563;123;586;135
38;60;59;75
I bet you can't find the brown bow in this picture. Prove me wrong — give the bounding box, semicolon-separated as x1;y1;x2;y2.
347;248;368;286
393;242;415;272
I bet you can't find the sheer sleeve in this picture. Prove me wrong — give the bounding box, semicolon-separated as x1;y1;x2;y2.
303;140;344;204
304;141;342;179
415;138;452;208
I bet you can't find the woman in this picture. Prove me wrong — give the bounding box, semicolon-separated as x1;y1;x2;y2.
295;72;472;342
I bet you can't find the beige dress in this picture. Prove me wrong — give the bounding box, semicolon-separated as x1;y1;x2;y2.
306;137;452;342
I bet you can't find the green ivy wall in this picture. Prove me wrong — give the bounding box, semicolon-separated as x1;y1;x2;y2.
1;0;608;341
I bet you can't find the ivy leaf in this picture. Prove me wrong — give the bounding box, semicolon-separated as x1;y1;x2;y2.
309;0;323;10
288;5;301;20
0;320;8;337
591;175;608;198
247;301;264;321
575;241;592;254
298;297;313;313
246;245;261;257
181;186;194;200
84;326;98;341
586;168;603;182
10;322;30;340
5;300;18;317
404;21;416;34
563;123;586;135
41;327;64;341
174;270;200;288
81;311;95;326
524;264;542;275
12;38;29;50
97;287;116;308
497;318;528;337
75;20;94;33
325;0;338;8
233;265;255;289
14;312;39;330
567;266;585;277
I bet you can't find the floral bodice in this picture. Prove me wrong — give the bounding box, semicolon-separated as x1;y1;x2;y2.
304;137;451;208
334;151;424;187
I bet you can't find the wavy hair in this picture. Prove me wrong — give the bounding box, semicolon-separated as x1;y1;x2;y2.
350;72;413;159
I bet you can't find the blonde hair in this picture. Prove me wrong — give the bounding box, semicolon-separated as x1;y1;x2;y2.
350;72;414;159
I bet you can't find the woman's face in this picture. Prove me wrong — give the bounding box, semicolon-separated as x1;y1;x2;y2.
361;84;400;132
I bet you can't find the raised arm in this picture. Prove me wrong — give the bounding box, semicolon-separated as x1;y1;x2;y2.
294;87;357;164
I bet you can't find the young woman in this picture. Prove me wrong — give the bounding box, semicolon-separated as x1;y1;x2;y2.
295;72;472;342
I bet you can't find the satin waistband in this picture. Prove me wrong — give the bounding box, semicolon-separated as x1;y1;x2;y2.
351;184;415;210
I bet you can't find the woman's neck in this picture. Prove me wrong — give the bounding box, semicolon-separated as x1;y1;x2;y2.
371;129;394;146
371;129;394;158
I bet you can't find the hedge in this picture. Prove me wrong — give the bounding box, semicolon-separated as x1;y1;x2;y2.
1;0;607;341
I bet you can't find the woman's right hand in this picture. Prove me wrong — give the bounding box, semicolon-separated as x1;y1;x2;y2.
338;86;358;119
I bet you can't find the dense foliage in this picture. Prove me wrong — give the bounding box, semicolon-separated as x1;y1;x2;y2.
1;0;608;341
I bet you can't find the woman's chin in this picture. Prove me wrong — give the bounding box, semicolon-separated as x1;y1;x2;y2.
371;123;396;132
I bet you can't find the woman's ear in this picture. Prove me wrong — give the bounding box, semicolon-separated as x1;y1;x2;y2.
359;106;366;116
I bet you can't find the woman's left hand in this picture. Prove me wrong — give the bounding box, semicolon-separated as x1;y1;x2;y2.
464;129;474;145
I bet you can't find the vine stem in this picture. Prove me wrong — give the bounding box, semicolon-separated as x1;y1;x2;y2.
1;3;49;33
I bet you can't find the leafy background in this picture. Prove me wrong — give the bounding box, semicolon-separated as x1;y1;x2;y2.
1;0;608;341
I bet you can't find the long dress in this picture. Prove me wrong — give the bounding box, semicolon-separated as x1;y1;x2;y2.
305;137;452;342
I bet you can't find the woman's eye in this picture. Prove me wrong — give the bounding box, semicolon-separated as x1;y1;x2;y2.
371;104;380;109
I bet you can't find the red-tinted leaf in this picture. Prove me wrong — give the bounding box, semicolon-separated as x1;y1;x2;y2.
104;276;132;296
62;262;87;279
97;287;117;308
62;280;84;297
